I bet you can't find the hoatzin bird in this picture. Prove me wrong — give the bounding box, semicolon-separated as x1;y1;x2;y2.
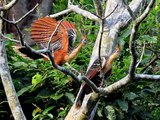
16;17;87;65
75;46;121;108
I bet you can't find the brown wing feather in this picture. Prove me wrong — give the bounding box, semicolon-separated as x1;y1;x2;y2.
76;57;109;108
31;17;63;45
61;21;75;29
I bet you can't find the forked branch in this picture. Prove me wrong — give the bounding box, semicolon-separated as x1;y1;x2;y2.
0;0;17;10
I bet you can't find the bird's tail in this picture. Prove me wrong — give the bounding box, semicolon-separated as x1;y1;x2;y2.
75;84;86;108
13;46;49;61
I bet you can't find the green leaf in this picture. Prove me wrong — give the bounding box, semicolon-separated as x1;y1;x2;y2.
47;113;53;118
50;93;64;101
43;106;54;115
97;107;103;117
32;107;42;117
32;114;40;120
104;105;116;120
65;92;75;103
32;73;43;85
37;89;51;99
124;92;138;100
13;62;28;68
17;85;32;96
117;100;128;112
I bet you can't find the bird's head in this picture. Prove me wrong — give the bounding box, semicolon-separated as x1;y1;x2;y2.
81;35;87;45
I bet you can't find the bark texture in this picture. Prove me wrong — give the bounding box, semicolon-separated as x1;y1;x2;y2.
0;0;26;119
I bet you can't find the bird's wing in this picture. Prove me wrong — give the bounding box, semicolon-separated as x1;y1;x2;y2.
61;20;77;50
86;57;107;79
31;17;66;50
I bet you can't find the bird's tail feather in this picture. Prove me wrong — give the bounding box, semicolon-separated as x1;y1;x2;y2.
13;46;49;60
75;84;86;108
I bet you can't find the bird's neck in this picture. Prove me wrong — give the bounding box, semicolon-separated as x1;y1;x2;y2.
64;43;84;62
107;52;118;65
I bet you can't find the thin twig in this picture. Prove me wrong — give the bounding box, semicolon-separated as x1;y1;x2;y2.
0;1;100;93
0;33;20;43
0;101;8;105
123;0;136;21
47;20;63;50
1;3;39;46
0;3;39;24
103;4;118;19
14;21;24;46
98;4;118;68
68;3;101;22
98;22;103;68
47;49;101;92
135;74;160;80
16;3;39;24
129;0;155;78
80;76;100;93
141;55;158;73
49;9;72;18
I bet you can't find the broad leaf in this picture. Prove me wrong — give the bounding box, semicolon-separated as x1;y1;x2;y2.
32;73;43;85
117;100;128;112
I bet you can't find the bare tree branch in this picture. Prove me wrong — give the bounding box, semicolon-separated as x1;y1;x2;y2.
135;74;160;80
49;8;72;18
122;0;136;20
141;55;158;73
0;0;26;119
129;0;155;79
49;1;101;22
102;75;130;94
98;4;118;68
68;3;101;22
103;4;118;19
2;8;101;94
0;3;39;24
47;20;63;49
1;3;39;46
0;39;27;120
0;0;17;10
0;33;20;43
136;0;155;23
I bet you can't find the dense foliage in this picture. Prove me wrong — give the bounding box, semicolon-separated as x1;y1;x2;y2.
0;0;160;120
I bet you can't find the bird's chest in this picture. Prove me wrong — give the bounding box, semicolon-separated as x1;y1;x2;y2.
102;63;112;74
54;50;67;65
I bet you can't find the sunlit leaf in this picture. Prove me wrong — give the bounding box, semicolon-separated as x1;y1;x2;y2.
104;105;116;120
32;73;43;85
50;93;64;101
32;107;42;117
43;106;54;115
13;62;28;68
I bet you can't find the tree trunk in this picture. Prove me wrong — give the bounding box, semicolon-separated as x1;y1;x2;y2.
0;0;26;120
65;0;143;119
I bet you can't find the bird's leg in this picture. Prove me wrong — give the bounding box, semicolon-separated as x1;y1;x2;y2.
65;62;80;75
